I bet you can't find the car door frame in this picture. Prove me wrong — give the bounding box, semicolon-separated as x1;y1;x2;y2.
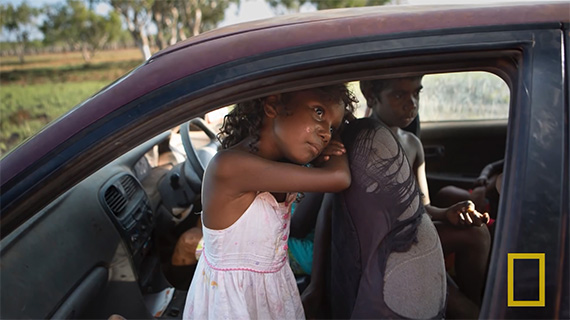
480;27;568;319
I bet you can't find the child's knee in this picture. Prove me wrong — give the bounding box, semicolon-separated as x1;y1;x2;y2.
463;225;491;251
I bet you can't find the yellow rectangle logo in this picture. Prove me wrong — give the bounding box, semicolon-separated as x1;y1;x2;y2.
507;253;545;307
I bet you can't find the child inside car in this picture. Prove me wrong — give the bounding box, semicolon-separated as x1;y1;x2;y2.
305;115;448;319
182;84;357;319
359;76;491;318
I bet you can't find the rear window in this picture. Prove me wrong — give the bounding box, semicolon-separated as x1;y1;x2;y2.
420;71;510;122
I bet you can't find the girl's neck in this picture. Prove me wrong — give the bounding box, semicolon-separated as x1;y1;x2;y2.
237;135;282;161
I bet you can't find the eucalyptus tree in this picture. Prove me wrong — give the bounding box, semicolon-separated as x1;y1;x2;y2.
41;0;122;63
0;2;40;63
109;0;154;60
151;0;238;51
108;0;238;57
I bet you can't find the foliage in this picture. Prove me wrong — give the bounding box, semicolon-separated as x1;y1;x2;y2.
0;2;40;63
312;0;390;10
0;39;43;52
109;0;155;60
151;0;237;50
267;0;389;14
40;0;122;63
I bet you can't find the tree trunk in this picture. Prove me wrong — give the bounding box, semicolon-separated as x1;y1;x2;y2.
169;7;179;46
180;0;194;40
81;45;92;63
139;30;151;60
153;10;166;50
114;3;151;60
16;36;26;64
179;28;187;41
193;7;202;37
18;47;25;64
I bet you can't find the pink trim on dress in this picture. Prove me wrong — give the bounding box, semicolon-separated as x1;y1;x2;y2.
202;250;287;274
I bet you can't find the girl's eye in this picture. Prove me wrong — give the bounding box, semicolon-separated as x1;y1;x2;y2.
314;107;324;118
329;127;334;134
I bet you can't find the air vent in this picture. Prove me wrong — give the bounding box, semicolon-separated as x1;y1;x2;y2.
104;185;127;216
120;175;137;199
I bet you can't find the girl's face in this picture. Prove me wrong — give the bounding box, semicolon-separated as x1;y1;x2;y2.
269;90;345;164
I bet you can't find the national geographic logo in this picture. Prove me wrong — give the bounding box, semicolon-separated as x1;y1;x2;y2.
507;253;545;307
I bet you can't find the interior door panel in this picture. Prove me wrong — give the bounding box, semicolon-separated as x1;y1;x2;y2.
51;267;108;319
0;189;122;319
421;120;507;198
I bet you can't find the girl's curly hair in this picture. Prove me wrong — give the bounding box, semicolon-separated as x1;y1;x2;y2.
218;83;358;151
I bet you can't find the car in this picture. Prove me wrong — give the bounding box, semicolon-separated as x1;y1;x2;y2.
1;2;568;319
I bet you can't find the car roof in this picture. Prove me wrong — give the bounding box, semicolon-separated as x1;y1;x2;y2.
157;2;569;59
1;1;569;184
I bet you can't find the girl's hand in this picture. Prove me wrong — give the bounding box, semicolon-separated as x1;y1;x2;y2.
445;200;490;227
311;140;346;167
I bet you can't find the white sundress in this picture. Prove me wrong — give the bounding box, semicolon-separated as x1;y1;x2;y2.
183;192;305;320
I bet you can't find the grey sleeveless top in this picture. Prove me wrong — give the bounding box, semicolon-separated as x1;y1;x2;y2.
330;118;446;319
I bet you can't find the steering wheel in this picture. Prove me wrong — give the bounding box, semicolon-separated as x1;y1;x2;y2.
180;117;220;179
158;117;219;217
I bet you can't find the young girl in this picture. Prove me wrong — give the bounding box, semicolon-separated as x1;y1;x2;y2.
183;84;357;319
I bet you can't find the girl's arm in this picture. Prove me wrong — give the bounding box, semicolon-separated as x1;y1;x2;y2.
211;149;351;195
416;146;489;226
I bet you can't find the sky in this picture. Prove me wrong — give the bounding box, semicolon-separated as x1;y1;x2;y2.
2;0;568;40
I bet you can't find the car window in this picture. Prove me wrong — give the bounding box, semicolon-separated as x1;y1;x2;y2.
420;71;510;122
189;106;229;147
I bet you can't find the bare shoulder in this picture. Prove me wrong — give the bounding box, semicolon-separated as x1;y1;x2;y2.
202;148;258;228
407;131;424;151
397;130;424;168
206;148;252;179
398;130;422;151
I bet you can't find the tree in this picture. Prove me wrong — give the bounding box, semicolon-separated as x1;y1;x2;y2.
41;0;122;63
151;0;178;50
0;2;40;63
267;0;390;14
180;0;236;38
110;0;154;60
151;0;238;51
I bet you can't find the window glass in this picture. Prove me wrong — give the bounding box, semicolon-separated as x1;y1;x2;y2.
420;72;510;121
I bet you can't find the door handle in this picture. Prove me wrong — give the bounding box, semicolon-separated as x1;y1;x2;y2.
424;145;445;159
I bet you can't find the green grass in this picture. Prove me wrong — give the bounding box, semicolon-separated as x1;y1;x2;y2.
0;60;141;84
0;81;109;156
0;48;144;157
